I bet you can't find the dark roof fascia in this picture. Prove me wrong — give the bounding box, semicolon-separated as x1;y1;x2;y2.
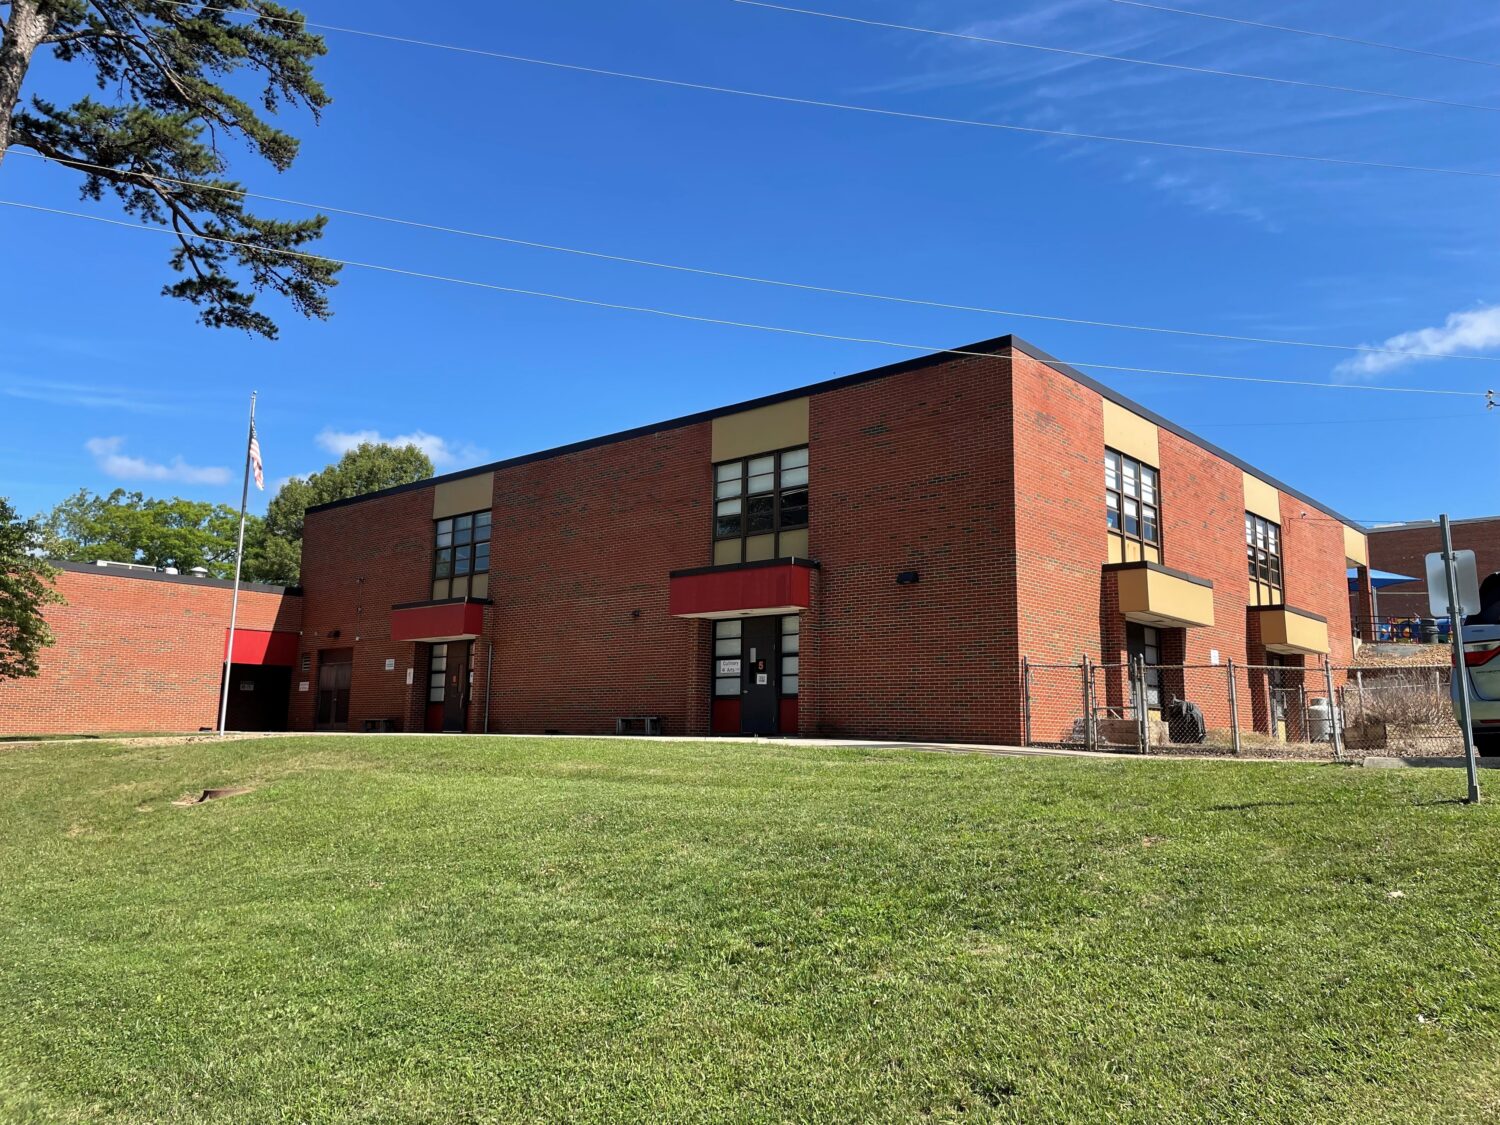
50;559;300;596
1006;337;1362;532
304;337;1018;516
307;333;1359;531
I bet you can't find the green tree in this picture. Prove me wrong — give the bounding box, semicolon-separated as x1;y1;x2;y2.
252;442;434;584
0;0;337;337
0;497;63;681
38;487;259;578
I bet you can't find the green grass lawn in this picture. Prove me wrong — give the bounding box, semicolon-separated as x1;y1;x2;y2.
1;736;1498;1123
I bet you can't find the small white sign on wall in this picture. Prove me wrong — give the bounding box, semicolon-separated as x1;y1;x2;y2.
384;658;396;671
1209;650;1220;666
405;668;414;685
298;681;310;693
717;658;741;676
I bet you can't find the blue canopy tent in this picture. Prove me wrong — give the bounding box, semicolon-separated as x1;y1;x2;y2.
1347;567;1428;642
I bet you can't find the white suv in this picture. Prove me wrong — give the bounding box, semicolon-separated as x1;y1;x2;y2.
1455;574;1500;756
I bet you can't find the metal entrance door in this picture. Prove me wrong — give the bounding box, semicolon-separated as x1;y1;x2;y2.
315;648;353;729
740;616;779;735
443;641;472;732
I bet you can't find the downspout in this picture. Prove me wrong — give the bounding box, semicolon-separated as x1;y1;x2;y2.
485;638;494;733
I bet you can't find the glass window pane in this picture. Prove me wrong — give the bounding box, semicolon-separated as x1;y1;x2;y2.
781;655;799;676
748;455;774;476
780;633;799;654
1245;515;1254;544
782;674;798;695
437;519;452;536
780;466;808;489
454;525;472;547
781;615;799;635
748;472;774;495
1106;493;1120;530
780;487;809;529
473;542;490;572
435;548;452;578
781;447;808;470
1123;459;1138;495
748;494;774;534
716;461;742;483
474;511;491;537
715;620;742;638
455;514;471;530
1142;506;1158;543
716;478;741;500
714;638;741;657
1123;498;1139;536
1141;470;1156;505
1104;451;1120;491
455;549;471;576
716;505;742;539
714;677;739;697
436;530;452;548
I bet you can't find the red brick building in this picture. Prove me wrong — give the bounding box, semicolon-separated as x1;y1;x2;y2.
0;563;301;736
1365;516;1500;622
291;335;1365;744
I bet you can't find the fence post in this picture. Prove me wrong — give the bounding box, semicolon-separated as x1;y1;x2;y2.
1227;657;1241;755
1135;656;1150;755
1324;657;1344;763
1021;657;1032;748
1356;668;1365;722
1082;654;1095;753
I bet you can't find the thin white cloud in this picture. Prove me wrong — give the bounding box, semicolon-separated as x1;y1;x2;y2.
84;437;231;485
315;427;482;469
2;379;184;414
1335;303;1500;378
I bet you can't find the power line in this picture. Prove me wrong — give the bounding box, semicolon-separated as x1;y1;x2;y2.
14;147;1500;367
1098;0;1500;71
726;0;1500;114
0;196;1490;402
134;1;1500;180
1184;413;1487;427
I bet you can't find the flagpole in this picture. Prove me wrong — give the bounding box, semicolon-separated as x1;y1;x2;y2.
218;391;257;737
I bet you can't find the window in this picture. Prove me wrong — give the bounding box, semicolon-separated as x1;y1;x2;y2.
1127;623;1161;710
1246;512;1283;601
713;620;742;697
1105;449;1160;552
433;509;491;599
429;643;448;703
713;446;809;560
780;615;799;696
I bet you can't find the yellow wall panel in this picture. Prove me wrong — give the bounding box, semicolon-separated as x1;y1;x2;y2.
779;528;809;558
1102;400;1160;465
745;533;776;562
711;398;809;462
1343;525;1368;566
1243;472;1281;522
714;539;741;566
433;472;494;519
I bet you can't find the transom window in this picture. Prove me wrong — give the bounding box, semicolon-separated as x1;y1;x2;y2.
1246;513;1283;601
780;615;799;696
1105;449;1160;550
714;446;809;559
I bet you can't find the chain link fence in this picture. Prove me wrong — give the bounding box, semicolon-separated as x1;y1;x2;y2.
1020;658;1460;760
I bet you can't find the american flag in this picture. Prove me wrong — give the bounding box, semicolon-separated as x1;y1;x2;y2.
249;422;264;491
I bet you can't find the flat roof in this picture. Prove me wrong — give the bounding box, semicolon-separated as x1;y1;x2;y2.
1367;515;1500;532
306;333;1361;530
51;560;299;596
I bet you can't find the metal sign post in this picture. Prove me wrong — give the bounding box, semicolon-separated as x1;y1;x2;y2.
1430;516;1481;804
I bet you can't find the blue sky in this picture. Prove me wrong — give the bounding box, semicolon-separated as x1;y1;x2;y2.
1;0;1497;523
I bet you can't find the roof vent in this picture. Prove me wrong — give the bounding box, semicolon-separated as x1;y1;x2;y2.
188;566;210;578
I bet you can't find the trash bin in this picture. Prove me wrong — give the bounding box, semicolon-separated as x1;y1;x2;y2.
1420;619;1439;644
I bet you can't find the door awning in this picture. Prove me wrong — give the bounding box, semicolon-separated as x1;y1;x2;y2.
1104;561;1215;629
668;559;818;619
390;598;486;643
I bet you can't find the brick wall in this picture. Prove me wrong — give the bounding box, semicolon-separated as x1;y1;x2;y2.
1367;517;1500;617
0;565;300;735
296;424;714;735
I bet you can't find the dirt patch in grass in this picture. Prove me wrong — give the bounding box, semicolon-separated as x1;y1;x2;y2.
172;786;255;807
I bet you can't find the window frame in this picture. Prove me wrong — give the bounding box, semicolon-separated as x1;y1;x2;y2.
711;444;809;562
432;508;492;597
1245;512;1284;601
1104;448;1162;556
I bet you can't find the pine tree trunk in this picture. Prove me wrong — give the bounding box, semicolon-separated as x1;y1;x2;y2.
0;0;54;168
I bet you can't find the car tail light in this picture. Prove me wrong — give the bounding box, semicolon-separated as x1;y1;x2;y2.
1464;643;1500;667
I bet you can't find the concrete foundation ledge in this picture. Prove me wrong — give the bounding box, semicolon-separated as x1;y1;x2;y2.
1362;756;1500;770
